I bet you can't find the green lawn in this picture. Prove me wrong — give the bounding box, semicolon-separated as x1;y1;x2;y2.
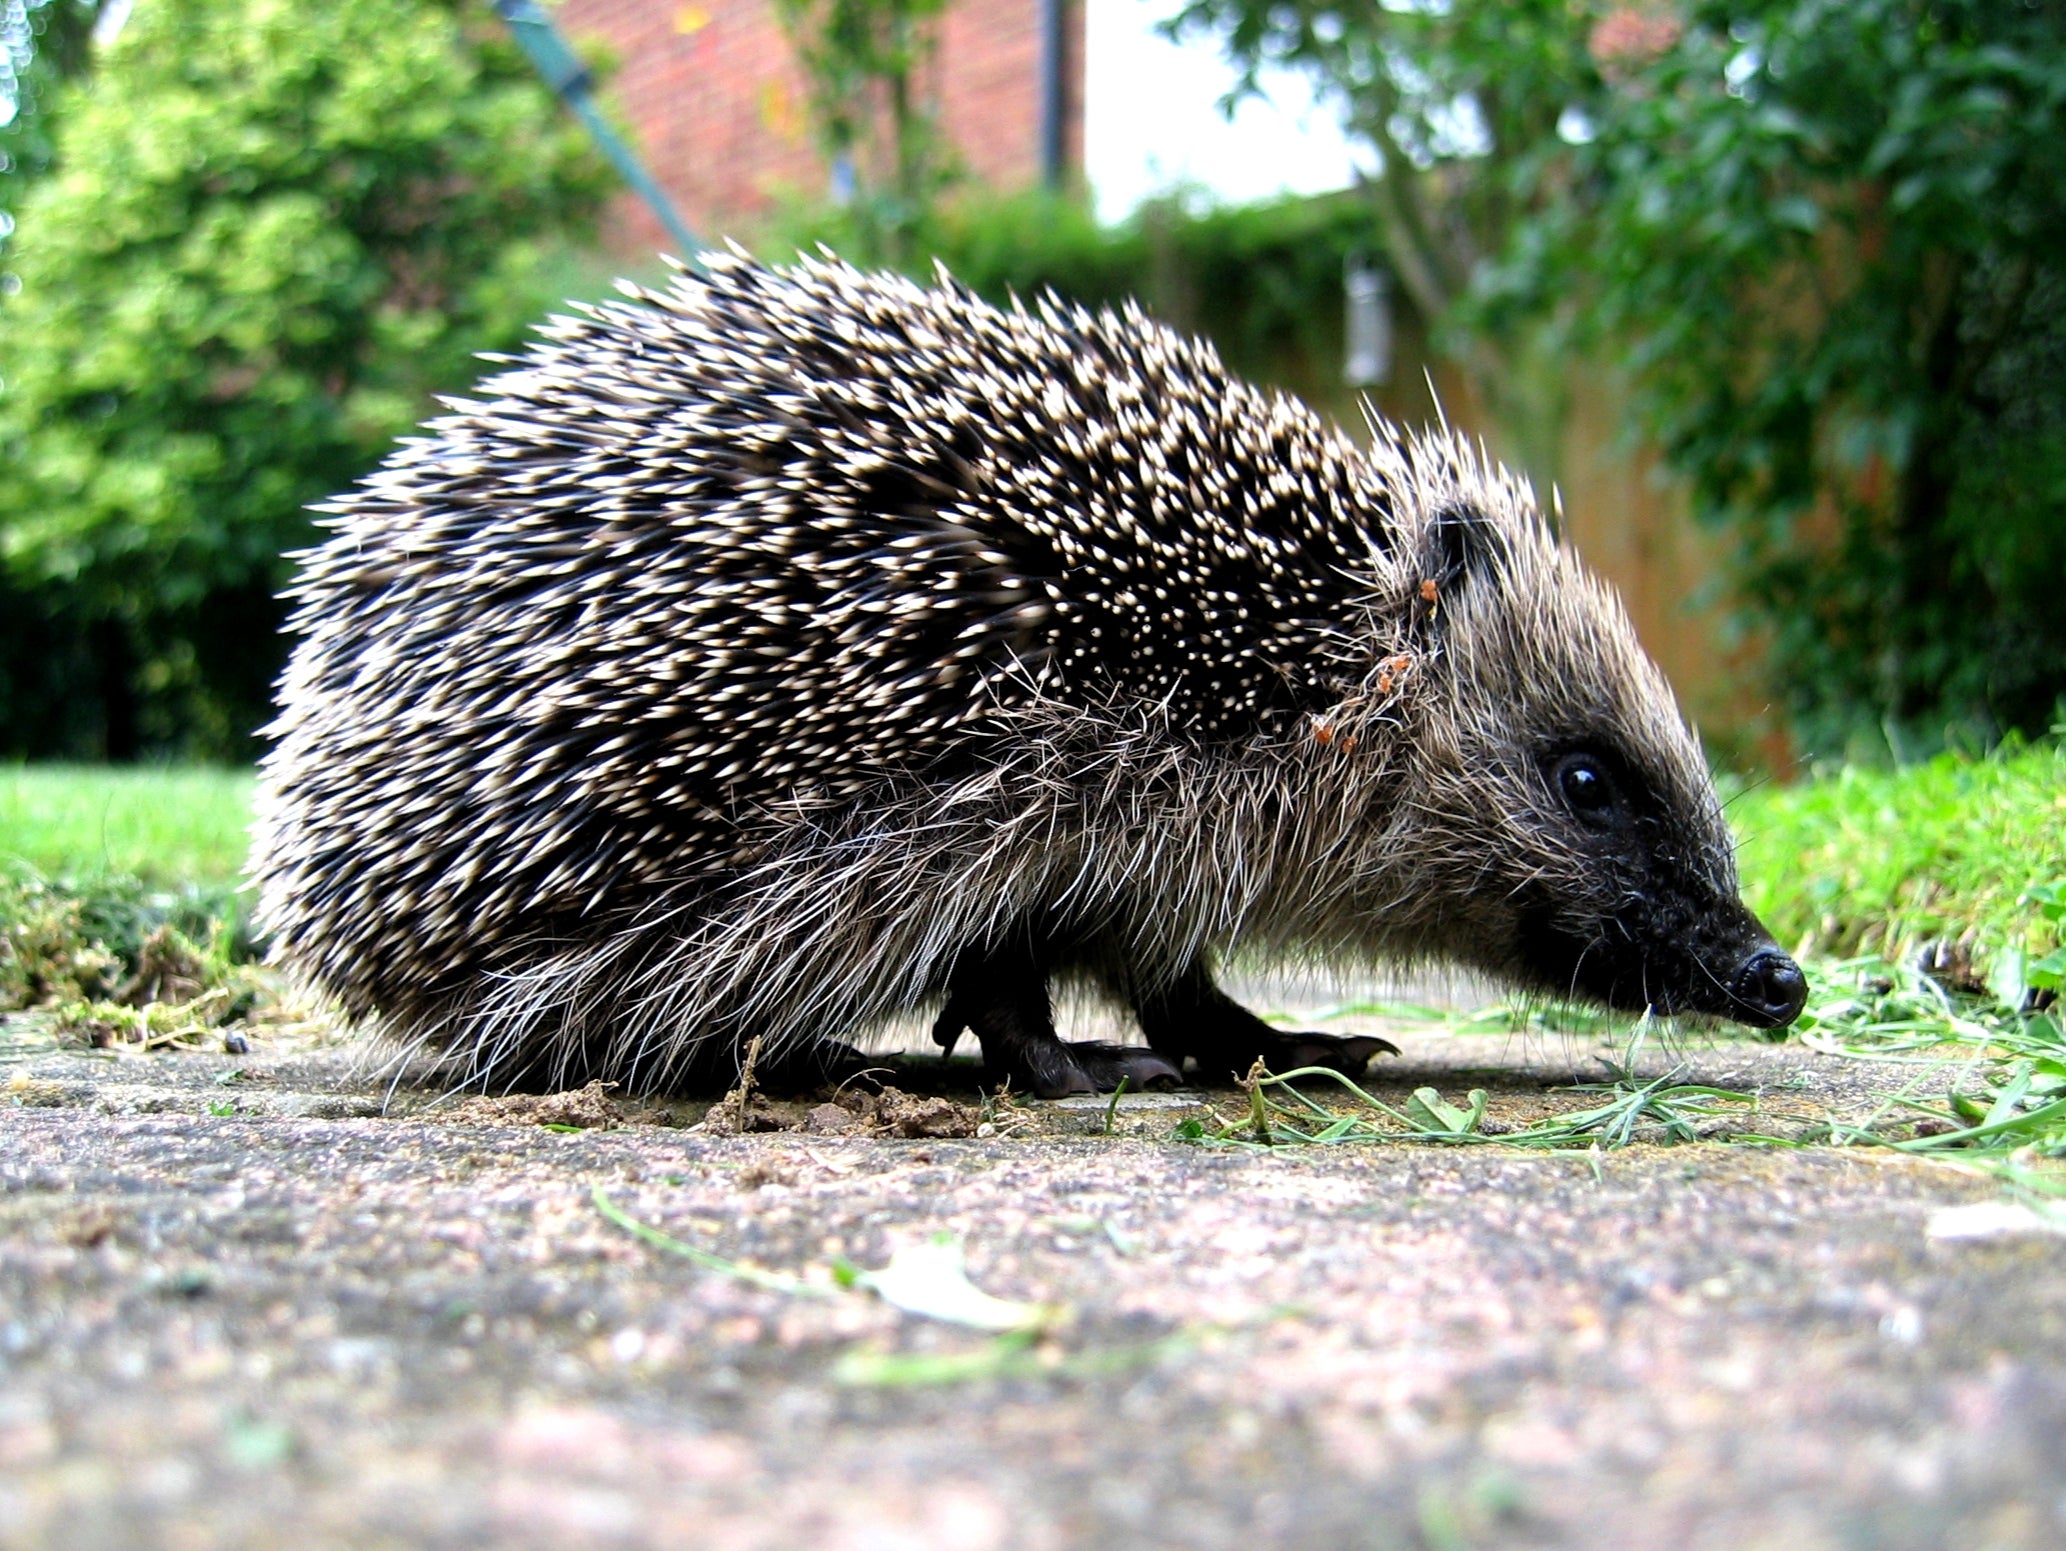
1729;741;2066;962
0;764;255;887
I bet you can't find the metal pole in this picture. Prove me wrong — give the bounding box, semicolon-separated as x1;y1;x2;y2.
1037;0;1066;189
491;0;703;262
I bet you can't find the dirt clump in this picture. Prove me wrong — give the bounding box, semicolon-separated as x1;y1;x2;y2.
803;1101;862;1135
836;1084;981;1138
441;1079;627;1130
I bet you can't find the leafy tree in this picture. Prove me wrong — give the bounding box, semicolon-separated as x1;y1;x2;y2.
1167;0;1595;469
1175;0;2066;753
0;0;609;758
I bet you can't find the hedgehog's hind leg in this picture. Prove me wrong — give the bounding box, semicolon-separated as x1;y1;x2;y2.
1137;964;1399;1085
936;945;1181;1099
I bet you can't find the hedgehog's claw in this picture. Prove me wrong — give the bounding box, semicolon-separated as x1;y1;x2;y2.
1055;1042;1185;1098
1251;1031;1400;1083
937;946;1185;1098
1136;966;1402;1085
982;1037;1181;1100
930;991;970;1059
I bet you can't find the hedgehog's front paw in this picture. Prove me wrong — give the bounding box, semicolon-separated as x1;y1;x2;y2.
987;1039;1182;1100
1242;1031;1400;1083
1064;1042;1184;1097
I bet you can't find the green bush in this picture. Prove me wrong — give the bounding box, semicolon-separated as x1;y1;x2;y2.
0;2;100;216
0;0;610;759
1530;0;2066;756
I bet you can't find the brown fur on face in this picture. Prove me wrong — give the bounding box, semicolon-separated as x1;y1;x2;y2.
1331;437;1775;1018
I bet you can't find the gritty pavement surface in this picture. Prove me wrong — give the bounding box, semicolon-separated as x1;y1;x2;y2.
4;1014;2066;1550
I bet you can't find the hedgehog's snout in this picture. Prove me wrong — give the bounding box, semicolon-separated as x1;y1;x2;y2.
1727;944;1808;1030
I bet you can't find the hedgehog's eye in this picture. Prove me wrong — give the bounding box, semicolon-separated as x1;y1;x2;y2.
1554;754;1619;823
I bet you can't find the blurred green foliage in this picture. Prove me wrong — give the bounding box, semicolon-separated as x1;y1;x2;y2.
1179;0;2066;755
1531;0;2066;757
1;2;102;206
1168;0;1589;472
0;864;256;1013
0;0;609;759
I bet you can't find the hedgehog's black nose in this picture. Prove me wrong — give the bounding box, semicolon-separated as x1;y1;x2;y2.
1731;946;1807;1028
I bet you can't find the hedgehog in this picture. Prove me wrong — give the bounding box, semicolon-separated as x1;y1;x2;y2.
251;250;1807;1099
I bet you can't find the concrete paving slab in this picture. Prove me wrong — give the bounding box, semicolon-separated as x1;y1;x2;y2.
3;1019;2062;1550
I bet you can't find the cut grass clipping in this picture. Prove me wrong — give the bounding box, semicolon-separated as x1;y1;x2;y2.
1207;880;2066;1185
1;871;262;1029
2;766;264;1057
1731;744;2066;1184
1798;935;2066;1160
1171;1048;1766;1152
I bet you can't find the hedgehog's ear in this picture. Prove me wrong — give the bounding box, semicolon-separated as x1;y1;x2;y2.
1420;503;1505;600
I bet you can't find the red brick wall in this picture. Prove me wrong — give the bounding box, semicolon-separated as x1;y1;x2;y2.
558;0;1084;254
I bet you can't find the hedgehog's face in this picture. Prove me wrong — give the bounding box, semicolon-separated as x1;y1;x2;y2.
1499;741;1805;1030
1390;508;1805;1031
